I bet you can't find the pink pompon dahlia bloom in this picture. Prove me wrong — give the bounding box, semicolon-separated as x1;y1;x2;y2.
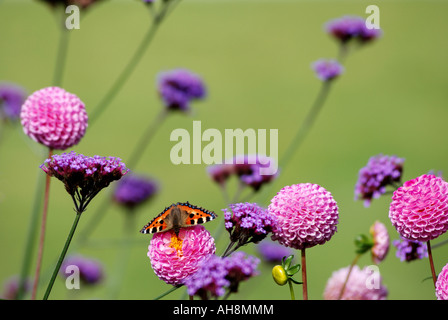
389;174;448;242
370;221;390;264
147;225;216;286
436;263;448;300
20;86;88;150
323;265;388;300
268;183;339;250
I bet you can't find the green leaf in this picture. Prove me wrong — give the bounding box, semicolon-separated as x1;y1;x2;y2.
282;255;294;269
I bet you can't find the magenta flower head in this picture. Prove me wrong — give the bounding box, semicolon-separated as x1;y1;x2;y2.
0;82;27;122
222;202;277;256
157;69;206;112
370;221;390;264
323;265;388;300
147;225;216;286
269;183;339;250
325;15;382;44
60;255;103;285
389;174;448;242
393;237;428;262
355;154;404;207
20;87;88;150
113;173;158;210
436;263;448;300
41;151;128;213
312;59;344;81
184;252;259;300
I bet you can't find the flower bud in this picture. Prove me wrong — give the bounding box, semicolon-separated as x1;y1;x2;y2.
272;265;288;286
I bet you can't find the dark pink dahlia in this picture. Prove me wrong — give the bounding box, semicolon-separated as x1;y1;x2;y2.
20;87;88;150
389;174;448;242
268;183;339;250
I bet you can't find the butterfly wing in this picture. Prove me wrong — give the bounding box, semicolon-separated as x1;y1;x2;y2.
176;202;218;227
140;205;174;234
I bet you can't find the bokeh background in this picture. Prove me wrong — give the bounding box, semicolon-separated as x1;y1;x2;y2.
1;0;448;300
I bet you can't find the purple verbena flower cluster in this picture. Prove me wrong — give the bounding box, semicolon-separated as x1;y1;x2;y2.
113;174;158;209
393;237;428;262
312;59;344;81
60;255;103;285
157;69;206;112
184;252;259;300
41;151;128;211
207;154;278;191
0;82;26;122
223;202;277;251
355;154;404;207
257;240;293;263
325;15;382;44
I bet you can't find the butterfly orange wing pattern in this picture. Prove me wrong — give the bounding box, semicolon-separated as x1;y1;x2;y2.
177;203;217;227
140;205;174;234
140;202;217;234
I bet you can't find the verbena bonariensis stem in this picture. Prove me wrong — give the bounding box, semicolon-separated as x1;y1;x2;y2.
43;211;82;300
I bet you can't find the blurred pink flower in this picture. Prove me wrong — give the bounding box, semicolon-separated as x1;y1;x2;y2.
323;265;388;300
389;174;448;242
436;263;448;300
268;183;339;250
147;225;216;285
370;221;390;264
20;86;88;150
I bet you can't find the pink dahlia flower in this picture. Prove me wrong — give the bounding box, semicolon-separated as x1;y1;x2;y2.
389;174;448;242
268;183;339;250
323;265;388;300
436;263;448;300
20;87;88;150
147;225;216;285
370;221;390;264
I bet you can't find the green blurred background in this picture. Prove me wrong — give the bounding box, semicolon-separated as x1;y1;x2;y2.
1;0;448;300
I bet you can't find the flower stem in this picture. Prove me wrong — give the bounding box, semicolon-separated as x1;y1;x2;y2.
288;279;296;300
108;210;136;299
338;253;361;300
16;168;45;300
280;81;332;171
301;248;308;300
53;22;70;87
31;148;53;300
153;284;182;300
43;211;82;300
427;240;437;287
88;1;175;126
126;109;168;170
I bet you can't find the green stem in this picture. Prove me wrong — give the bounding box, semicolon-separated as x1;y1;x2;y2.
338;253;361;300
108;210;136;299
43;212;82;300
280;81;332;171
16;168;45;300
53;23;70;87
126;109;168;170
153;285;182;300
88;1;173;126
288;279;295;300
30;148;53;300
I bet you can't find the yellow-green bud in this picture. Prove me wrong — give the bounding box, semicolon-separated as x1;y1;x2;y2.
272;265;288;286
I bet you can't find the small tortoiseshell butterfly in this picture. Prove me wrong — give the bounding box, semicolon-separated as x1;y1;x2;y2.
140;202;217;236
